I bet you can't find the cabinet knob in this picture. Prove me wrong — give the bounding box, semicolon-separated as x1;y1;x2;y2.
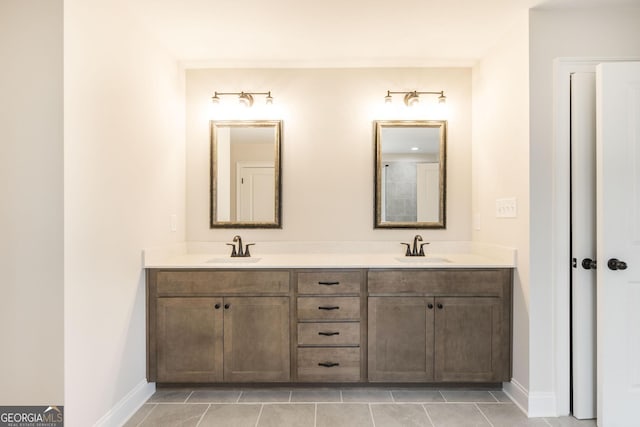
224;303;231;309
214;303;221;309
437;303;443;309
427;303;434;309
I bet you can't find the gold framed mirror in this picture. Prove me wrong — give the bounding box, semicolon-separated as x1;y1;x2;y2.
210;120;282;228
374;120;446;229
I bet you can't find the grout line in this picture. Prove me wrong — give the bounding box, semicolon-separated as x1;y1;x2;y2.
314;403;317;427
340;390;344;403
368;403;377;427
289;390;292;403
474;403;495;427
488;391;500;403
133;403;157;427
421;403;436;427
542;417;554;426
194;403;210;427
184;390;194;404
254;404;264;427
236;390;243;403
438;391;447;402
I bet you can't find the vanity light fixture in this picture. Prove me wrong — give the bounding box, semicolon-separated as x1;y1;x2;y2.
384;90;446;106
211;91;274;107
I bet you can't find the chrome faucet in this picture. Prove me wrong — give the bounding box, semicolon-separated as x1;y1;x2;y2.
401;234;429;257
227;235;255;257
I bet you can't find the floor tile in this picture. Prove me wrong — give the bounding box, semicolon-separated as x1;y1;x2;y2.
316;403;374;427
123;404;156;427
440;390;499;402
489;390;513;402
392;390;445;402
544;416;598;426
424;403;490;427
477;403;549;426
148;389;193;403
198;404;261;427
371;403;433;427
256;403;315;427
238;389;291;402
186;389;241;403
137;403;207;427
291;388;342;402
341;389;393;402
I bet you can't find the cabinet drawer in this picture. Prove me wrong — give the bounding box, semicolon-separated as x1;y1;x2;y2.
297;271;361;295
297;347;360;382
297;322;360;346
368;269;509;296
156;270;290;296
297;297;360;320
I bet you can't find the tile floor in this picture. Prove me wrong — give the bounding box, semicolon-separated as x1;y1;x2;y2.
124;387;597;427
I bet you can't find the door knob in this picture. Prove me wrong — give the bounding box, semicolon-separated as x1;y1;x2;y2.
581;258;597;270
607;258;628;271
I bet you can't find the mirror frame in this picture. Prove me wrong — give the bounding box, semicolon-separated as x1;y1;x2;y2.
210;120;283;229
374;120;447;229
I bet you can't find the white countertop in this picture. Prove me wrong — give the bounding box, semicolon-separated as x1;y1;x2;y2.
143;241;516;269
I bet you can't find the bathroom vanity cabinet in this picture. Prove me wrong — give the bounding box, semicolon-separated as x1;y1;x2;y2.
295;270;366;382
147;269;291;383
367;269;512;382
147;267;512;385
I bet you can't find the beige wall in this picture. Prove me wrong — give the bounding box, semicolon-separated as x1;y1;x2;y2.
64;1;185;425
186;67;472;242
472;10;530;404
0;0;64;405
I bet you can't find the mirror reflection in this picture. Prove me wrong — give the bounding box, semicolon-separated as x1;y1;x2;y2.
374;120;446;229
210;120;282;228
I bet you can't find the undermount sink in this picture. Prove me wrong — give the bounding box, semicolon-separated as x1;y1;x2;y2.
207;257;262;264
394;256;451;263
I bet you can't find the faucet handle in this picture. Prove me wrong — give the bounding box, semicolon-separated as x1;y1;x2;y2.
226;243;237;257
419;242;430;256
243;243;255;257
401;243;412;256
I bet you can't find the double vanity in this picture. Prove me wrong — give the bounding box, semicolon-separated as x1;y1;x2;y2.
145;241;514;386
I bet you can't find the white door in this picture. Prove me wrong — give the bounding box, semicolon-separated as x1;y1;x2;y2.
571;72;597;420
237;164;275;222
416;162;439;222
596;62;640;426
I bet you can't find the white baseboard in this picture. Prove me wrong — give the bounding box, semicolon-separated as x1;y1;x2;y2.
503;379;529;414
503;379;558;418
94;380;155;427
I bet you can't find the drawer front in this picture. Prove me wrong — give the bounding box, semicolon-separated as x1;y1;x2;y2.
297;297;360;321
297;322;360;346
368;269;509;296
156;270;290;296
297;271;361;295
297;347;360;382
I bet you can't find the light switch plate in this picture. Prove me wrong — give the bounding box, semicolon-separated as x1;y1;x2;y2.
496;198;517;218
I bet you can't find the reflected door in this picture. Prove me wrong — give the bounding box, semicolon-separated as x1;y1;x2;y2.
237;163;275;222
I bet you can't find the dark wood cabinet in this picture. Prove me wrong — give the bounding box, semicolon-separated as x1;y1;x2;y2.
147;267;512;385
148;269;290;383
367;269;511;383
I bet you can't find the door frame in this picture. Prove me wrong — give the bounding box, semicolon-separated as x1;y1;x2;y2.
235;160;274;221
552;57;639;416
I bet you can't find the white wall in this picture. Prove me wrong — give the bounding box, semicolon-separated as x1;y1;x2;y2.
186;68;472;242
0;0;64;406
64;1;185;425
528;5;640;416
472;12;530;410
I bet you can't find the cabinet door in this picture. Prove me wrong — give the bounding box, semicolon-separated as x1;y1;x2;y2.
156;297;223;382
368;297;434;382
434;296;505;382
223;297;290;382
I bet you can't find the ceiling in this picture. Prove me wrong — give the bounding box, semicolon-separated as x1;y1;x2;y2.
120;0;639;67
